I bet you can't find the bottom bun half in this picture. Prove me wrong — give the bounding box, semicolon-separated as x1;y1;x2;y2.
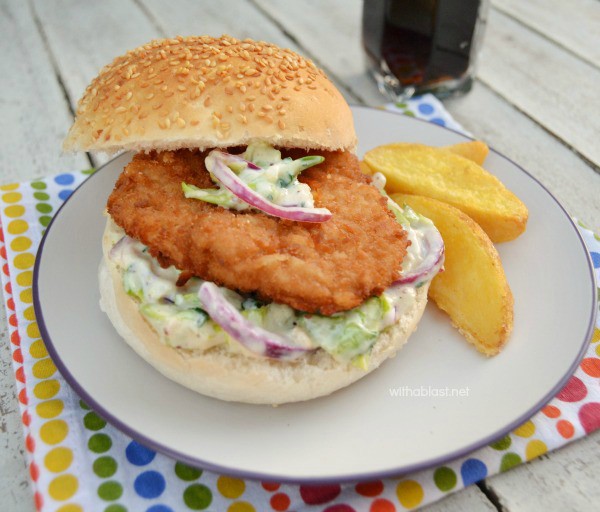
99;223;429;405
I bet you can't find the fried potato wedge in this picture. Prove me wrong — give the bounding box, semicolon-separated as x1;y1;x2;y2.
364;143;528;243
391;193;514;356
443;141;489;165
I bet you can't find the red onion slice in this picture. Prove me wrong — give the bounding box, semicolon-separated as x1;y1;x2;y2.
393;225;445;286
206;151;332;223
199;282;315;360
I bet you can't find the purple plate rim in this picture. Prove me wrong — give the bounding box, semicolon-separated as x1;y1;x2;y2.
33;105;598;484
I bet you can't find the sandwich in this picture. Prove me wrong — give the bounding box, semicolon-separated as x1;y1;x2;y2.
63;35;444;404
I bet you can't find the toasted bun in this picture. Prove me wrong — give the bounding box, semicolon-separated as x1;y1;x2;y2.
64;35;356;154
100;219;428;404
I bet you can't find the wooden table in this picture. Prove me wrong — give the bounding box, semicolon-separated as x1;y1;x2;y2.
1;1;599;510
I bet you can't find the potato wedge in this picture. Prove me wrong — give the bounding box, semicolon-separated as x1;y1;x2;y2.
443;141;489;165
364;143;528;243
392;193;514;355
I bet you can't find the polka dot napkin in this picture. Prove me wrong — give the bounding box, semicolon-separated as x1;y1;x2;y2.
1;95;599;512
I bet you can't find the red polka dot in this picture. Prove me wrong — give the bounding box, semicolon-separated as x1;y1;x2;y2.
542;405;560;418
270;492;290;511
578;402;600;434
10;330;20;346
7;297;15;311
22;410;31;426
34;492;43;511
557;420;575;439
18;388;28;405
5;281;11;294
356;481;384;497
0;229;4;243
13;348;23;363
30;462;39;482
3;263;9;276
581;358;600;378
323;505;356;512
15;366;25;383
371;498;396;512
0;246;6;260
9;314;17;327
25;434;35;453
556;376;587;402
300;484;341;505
262;482;281;492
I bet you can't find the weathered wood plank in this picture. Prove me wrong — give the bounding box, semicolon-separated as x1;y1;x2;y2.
479;8;600;168
253;0;383;105
445;82;600;233
423;484;497;512
0;0;89;180
483;430;600;511
493;0;600;67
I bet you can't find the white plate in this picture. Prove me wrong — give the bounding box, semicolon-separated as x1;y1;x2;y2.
34;107;597;482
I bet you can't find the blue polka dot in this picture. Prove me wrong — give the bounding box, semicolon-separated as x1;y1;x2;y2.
591;251;600;268
54;173;75;185
430;117;446;127
125;441;156;466
134;470;166;499
461;458;488;486
147;505;173;512
418;103;434;115
58;189;73;201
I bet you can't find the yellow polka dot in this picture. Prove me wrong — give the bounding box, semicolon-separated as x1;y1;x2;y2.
2;192;22;204
11;236;32;252
0;183;19;191
37;399;64;419
227;502;255;512
45;447;73;472
4;205;25;218
34;379;60;399
14;253;34;270
218;476;245;499
30;339;48;359
20;288;33;304
48;474;78;501
17;271;33;287
32;358;57;379
525;439;547;460
24;306;35;321
396;480;424;509
27;322;40;338
7;219;28;235
40;419;68;445
592;328;600;343
56;505;83;512
513;420;535;438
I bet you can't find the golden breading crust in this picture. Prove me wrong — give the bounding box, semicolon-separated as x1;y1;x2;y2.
107;149;408;314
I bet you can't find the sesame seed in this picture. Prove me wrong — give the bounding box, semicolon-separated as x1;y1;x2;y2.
126;91;133;100
177;85;186;91
262;105;273;111
176;117;186;128
190;119;200;126
239;102;246;112
146;93;154;100
204;96;212;107
278;120;286;130
248;103;255;112
115;106;127;113
227;105;233;113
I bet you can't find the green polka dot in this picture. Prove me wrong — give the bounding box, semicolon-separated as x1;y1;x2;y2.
500;452;522;472
31;181;47;190
98;481;123;501
94;456;118;478
183;484;212;510
36;203;53;214
88;433;112;453
82;168;97;175
39;215;52;227
34;192;50;200
490;435;512;450
104;506;127;512
175;462;202;481
84;411;106;431
79;399;91;410
433;466;457;492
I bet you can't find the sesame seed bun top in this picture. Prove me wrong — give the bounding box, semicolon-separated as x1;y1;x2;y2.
63;35;357;154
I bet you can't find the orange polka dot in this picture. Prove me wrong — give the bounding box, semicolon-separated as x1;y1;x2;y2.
18;388;28;405
13;348;23;363
557;420;575;439
581;358;600;378
26;434;35;453
542;405;560;418
356;481;384;497
371;498;396;512
22;410;31;426
30;462;39;481
262;482;280;492
34;492;43;510
15;366;25;383
270;493;290;511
